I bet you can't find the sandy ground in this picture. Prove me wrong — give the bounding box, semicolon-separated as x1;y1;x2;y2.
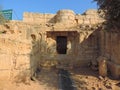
0;68;58;90
0;67;120;90
0;81;47;90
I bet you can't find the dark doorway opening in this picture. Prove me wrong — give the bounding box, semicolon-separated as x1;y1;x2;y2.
56;36;67;54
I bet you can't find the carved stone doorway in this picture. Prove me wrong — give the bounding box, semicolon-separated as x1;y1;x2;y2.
56;36;67;54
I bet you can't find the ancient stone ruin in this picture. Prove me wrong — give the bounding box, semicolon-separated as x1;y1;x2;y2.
0;9;120;82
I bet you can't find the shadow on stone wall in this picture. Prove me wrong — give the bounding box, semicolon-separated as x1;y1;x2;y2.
71;29;101;78
76;29;101;68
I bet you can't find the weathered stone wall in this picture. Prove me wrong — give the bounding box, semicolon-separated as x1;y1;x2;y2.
23;12;55;24
30;29;100;68
0;9;105;81
0;34;32;81
99;30;120;79
75;9;104;25
23;9;104;25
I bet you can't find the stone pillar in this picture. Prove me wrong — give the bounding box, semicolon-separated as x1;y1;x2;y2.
98;57;107;77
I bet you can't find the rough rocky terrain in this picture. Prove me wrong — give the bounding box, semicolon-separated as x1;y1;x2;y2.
71;67;120;90
0;68;58;90
0;67;120;90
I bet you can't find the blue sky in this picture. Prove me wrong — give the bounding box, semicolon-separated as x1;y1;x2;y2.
0;0;98;20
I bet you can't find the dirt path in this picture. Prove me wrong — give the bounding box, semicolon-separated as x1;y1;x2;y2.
0;67;120;90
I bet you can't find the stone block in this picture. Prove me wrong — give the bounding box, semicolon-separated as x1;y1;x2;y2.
17;43;32;54
23;12;29;17
34;18;43;21
90;19;96;24
85;15;94;19
78;19;83;24
85;9;98;15
56;10;75;23
33;13;42;18
0;70;11;81
61;16;69;20
83;19;90;24
0;54;13;70
15;55;30;69
107;61;120;79
23;19;30;22
75;15;84;20
98;59;107;77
